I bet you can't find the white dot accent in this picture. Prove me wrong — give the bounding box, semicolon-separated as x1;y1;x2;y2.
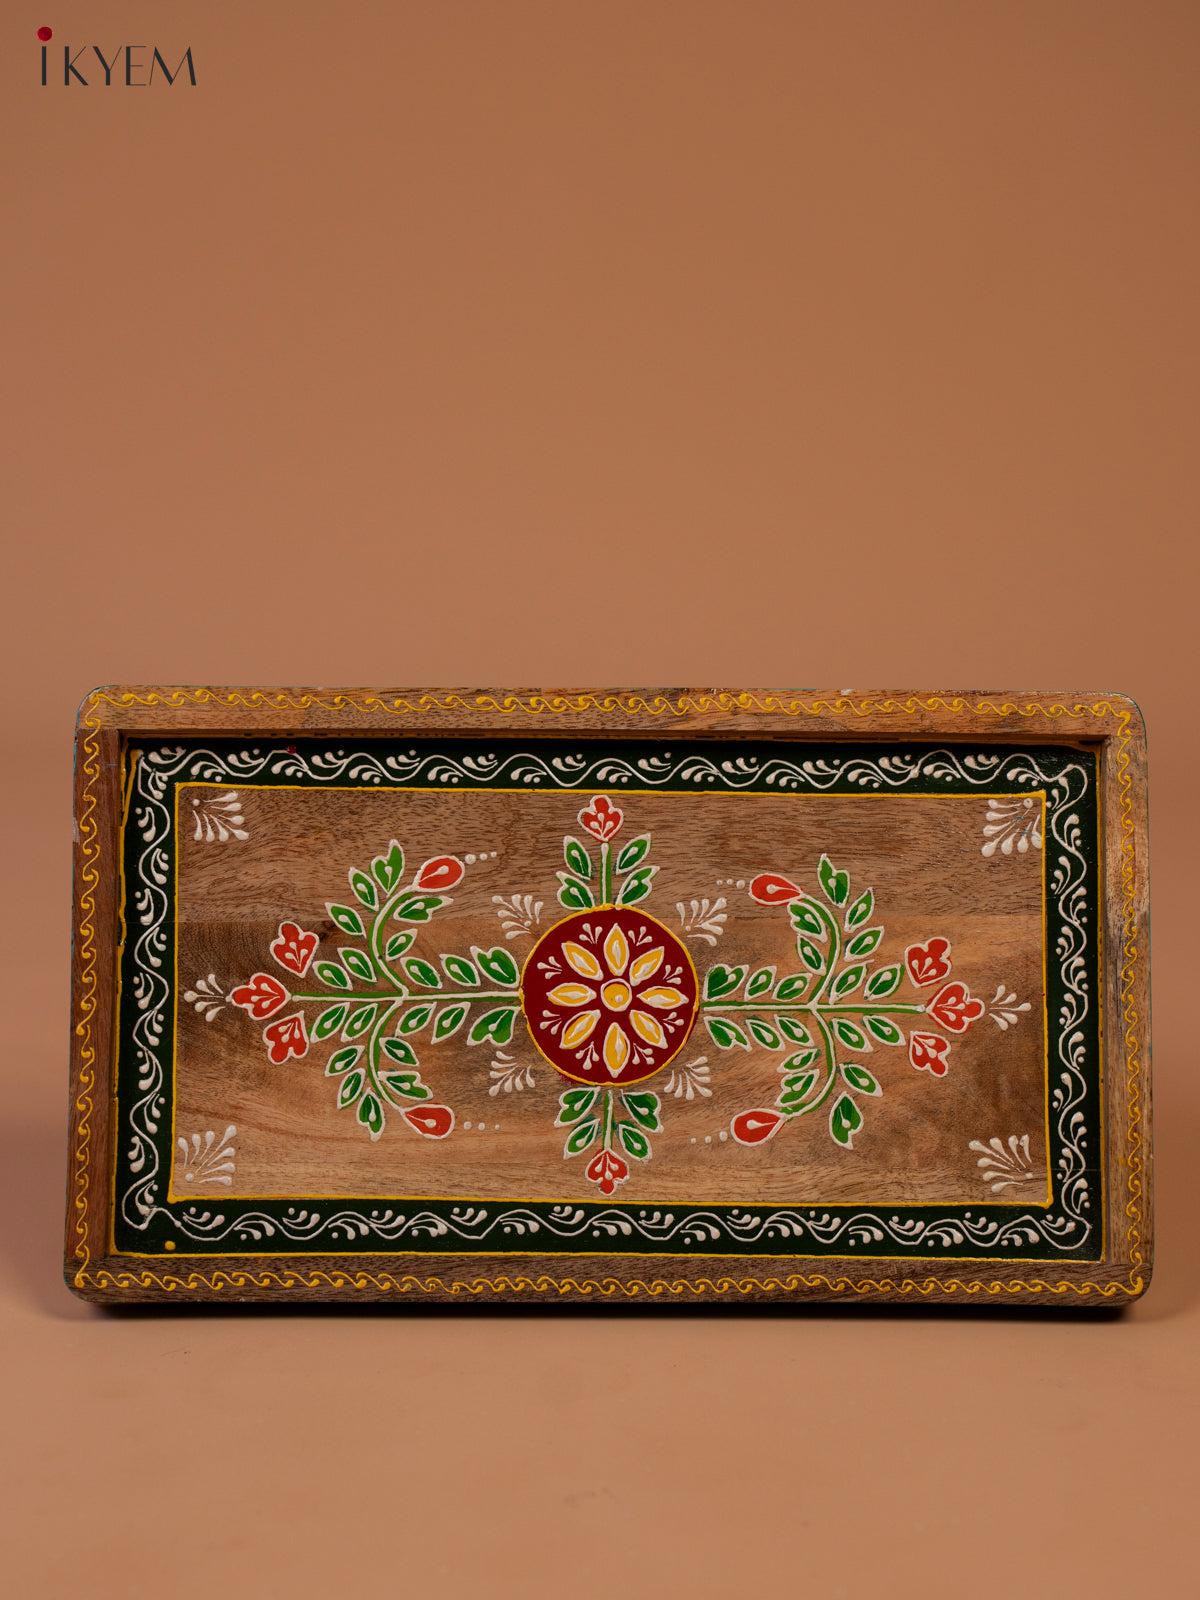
465;854;476;864
719;1130;728;1141
705;1135;712;1143
463;1120;472;1129
736;880;745;888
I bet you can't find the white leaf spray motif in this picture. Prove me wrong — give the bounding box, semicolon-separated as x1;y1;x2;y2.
177;1125;237;1186
182;974;230;1022
988;984;1032;1030
492;893;543;940
663;1056;712;1099
982;797;1041;858
676;897;727;945
488;1050;535;1095
191;791;249;842
969;1134;1036;1193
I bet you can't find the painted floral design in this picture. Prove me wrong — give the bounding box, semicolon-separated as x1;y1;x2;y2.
523;910;696;1087
982;796;1042;857
715;856;986;1149
210;794;1007;1193
224;841;520;1142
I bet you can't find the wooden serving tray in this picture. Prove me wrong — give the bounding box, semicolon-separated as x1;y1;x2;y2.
67;688;1151;1306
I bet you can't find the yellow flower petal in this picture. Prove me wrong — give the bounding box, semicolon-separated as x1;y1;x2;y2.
603;924;629;976
563;942;603;980
629;947;665;985
629;1010;666;1048
548;982;595;1008
561;1010;600;1049
637;986;688;1010
602;1022;630;1076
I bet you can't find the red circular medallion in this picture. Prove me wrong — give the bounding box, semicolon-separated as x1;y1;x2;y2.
521;907;699;1087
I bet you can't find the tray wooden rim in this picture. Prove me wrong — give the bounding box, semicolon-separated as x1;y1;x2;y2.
68;686;1151;1305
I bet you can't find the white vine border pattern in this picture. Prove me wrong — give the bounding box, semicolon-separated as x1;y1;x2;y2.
116;741;1095;1256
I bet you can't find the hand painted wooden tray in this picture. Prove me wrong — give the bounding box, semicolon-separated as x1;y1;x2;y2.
67;688;1151;1306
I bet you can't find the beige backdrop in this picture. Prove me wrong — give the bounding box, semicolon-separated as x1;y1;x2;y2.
2;3;1197;1597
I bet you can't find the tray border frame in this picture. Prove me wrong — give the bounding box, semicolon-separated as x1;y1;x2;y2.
68;687;1151;1305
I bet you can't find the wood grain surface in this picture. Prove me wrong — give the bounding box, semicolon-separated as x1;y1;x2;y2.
173;786;1047;1206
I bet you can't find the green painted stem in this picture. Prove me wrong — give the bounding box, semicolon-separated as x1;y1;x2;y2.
781;1013;845;1120
291;989;519;1005
700;1000;924;1014
806;898;843;1004
366;1000;402;1099
370;888;415;994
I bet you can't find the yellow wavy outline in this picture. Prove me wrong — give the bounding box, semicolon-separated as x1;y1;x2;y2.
71;688;1146;1301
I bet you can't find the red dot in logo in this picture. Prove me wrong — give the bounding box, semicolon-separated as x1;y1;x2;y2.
37;26;53;41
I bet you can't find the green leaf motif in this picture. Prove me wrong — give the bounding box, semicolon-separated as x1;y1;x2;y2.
798;938;825;973
830;963;866;1000
704;964;747;1000
343;1003;378;1040
557;1087;600;1125
385;930;416;962
337;1070;364;1108
846;926;883;959
621;1091;662;1132
789;901;826;937
392;893;448;923
781;1048;821;1073
618;1122;650;1160
381;1071;430;1104
845;889;874;931
397;1002;436;1035
313;1003;349;1041
358;1093;385;1137
564;1118;600;1156
616;865;657;906
818;855;850;907
706;1015;751;1050
774;973;809;1001
748;1017;781;1049
841;1063;881;1095
313;960;352;992
325;1045;362;1076
563;837;593;880
432;1002;470;1042
865;1015;904;1046
403;958;442;989
475;946;520;987
328;902;365;938
777;1016;814;1046
615;835;651;873
832;1017;870;1051
349;868;378;910
441;954;479;987
381;1036;418;1067
371;840;405;894
746;966;776;999
829;1093;864;1147
341;947;376;983
779;1071;820;1112
865;964;903;999
468;1005;517;1046
557;872;594;910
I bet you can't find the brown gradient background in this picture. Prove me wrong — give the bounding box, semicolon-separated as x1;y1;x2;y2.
1;3;1197;1596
